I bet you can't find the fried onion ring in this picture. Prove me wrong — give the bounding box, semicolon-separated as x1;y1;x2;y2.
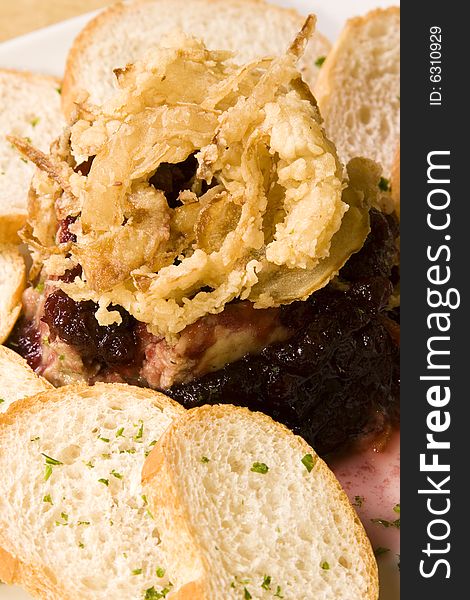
25;19;372;339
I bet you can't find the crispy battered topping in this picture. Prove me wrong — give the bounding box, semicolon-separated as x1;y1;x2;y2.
13;18;373;339
168;209;400;456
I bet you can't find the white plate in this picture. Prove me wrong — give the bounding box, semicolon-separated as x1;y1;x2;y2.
0;0;398;74
0;1;399;598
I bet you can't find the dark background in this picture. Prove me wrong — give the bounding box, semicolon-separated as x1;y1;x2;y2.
401;1;467;596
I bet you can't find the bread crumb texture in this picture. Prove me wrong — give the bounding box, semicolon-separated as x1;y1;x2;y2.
0;384;183;599
145;405;379;599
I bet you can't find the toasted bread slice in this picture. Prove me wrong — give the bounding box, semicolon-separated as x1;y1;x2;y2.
143;404;379;600
0;346;52;413
314;7;400;176
0;70;64;243
61;0;331;119
0;383;184;599
0;245;25;344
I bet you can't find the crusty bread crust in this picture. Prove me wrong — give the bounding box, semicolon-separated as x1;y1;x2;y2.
0;547;18;584
0;383;185;599
0;345;52;583
143;426;207;598
0;547;72;600
61;0;331;119
0;214;27;245
0;345;53;415
61;0;128;118
314;6;400;177
0;346;47;376
0;245;26;344
0;69;63;243
0;478;72;599
0;68;60;84
315;6;400;105
143;404;379;600
0;381;183;427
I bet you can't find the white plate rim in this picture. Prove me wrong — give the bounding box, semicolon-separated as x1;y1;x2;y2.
0;2;400;598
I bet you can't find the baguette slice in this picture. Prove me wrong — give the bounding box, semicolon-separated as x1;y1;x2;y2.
0;245;26;344
0;346;52;413
0;70;64;242
62;0;331;119
314;7;400;176
0;383;184;599
143;404;379;600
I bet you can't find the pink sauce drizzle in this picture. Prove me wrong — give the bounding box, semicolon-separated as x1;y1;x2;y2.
330;430;400;599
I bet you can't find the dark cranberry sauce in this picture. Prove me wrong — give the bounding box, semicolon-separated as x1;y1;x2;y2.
42;290;138;368
59;265;83;284
57;216;78;244
340;209;399;281
167;209;400;456
7;317;42;371
149;153;214;208
8;204;399;458
74;155;95;176
149;153;199;208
